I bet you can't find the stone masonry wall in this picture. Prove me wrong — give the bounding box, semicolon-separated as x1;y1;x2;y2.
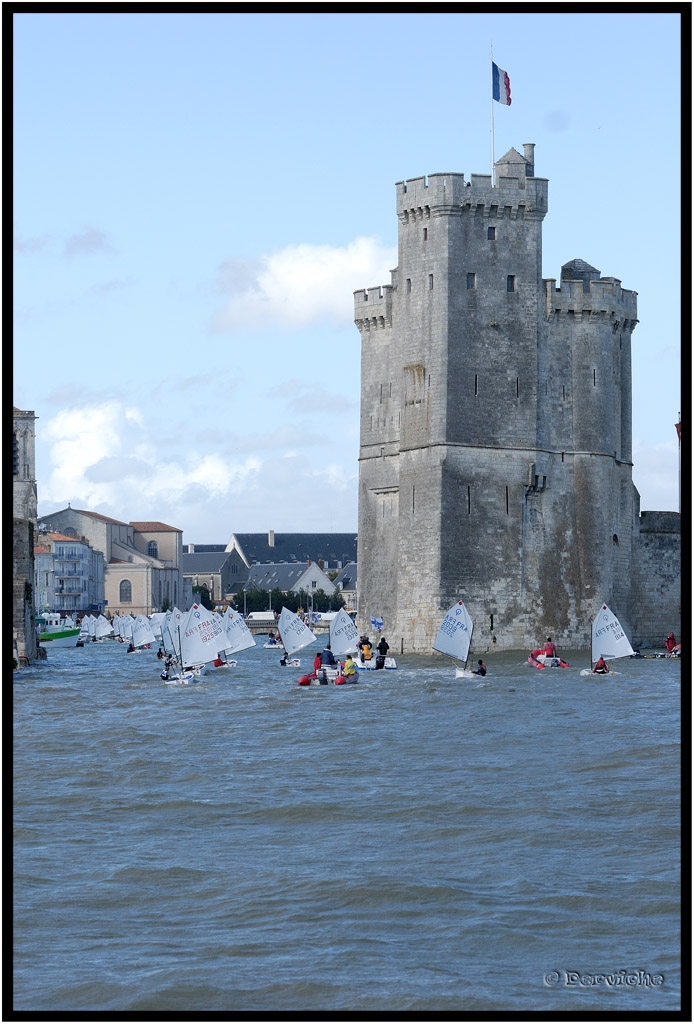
630;512;681;648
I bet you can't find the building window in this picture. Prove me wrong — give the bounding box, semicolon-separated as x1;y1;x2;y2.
423;227;428;241
13;433;19;475
120;580;132;603
406;278;411;293
613;534;619;546
474;374;479;396
487;226;496;240
507;275;516;292
467;273;476;290
147;541;158;558
429;274;434;290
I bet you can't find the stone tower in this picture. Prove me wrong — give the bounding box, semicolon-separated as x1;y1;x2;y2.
354;146;639;652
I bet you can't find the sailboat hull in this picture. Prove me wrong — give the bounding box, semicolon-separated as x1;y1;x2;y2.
354;656;397;670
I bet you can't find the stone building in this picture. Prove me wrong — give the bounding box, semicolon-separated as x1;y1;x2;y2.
34;530;105;614
13;406;38;665
36;509;183;617
354;145;680;652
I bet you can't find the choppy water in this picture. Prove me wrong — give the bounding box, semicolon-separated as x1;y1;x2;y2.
13;641;682;1013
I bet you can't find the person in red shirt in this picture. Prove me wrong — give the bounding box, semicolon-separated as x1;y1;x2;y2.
543;637;557;658
592;656;609;675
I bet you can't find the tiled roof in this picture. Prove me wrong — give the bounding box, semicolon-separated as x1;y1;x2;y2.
130;521;181;533
182;551;237;573
333;563;357;588
71;509;129;525
229;532;357;568
243;563;313;591
34;544;51;554
47;531;85;543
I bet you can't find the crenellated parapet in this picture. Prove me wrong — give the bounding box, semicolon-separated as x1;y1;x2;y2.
354;284;393;333
396;168;548;224
544;275;638;331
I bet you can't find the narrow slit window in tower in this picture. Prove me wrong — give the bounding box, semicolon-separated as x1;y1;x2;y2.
467;273;476;289
406;278;411;293
423;227;428;241
488;226;496;240
467;486;471;514
507;275;516;292
412;486;415;514
474;374;478;396
593;369;597;386
505;486;509;514
516;377;519;397
429;274;434;290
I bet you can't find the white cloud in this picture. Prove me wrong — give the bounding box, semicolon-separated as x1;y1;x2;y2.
35;400;360;539
211;236;397;332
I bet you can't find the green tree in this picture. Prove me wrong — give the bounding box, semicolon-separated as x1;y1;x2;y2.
192;585;214;610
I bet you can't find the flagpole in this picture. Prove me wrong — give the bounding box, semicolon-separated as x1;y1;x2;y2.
490;44;495;186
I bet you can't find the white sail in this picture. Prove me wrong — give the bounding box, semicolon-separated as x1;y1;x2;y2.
278;606;317;658
87;614;97;637
95;614;114;638
591;604;635;662
121;615;135;640
329;607;360;658
149;612;166;640
221;607;256;655
132;614;157;649
433;601;474;665
165;607;186;655
179;604;227;667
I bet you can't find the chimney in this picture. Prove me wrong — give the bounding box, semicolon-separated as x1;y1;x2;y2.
523;143;535;176
268;530;275;547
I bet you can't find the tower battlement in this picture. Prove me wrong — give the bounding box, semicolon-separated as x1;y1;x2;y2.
544;273;638;327
396;171;548;221
353;284;393;331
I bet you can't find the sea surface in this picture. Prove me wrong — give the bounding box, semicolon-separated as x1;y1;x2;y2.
13;640;682;1013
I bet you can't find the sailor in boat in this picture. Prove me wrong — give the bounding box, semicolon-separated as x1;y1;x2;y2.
665;632;677;654
375;637;390;669
358;636;373;663
473;660;487;676
543;637;557;658
343;654;357;680
321;644;337;667
592;656;610;675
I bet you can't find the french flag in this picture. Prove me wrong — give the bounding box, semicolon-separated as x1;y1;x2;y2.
492;62;512;106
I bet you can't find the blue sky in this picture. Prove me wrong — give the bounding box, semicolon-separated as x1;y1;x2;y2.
14;12;682;542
